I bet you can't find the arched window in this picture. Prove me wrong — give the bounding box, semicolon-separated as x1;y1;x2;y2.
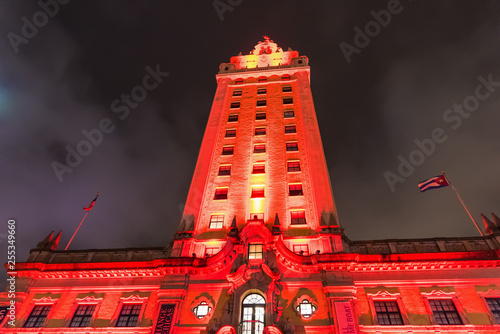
241;293;265;334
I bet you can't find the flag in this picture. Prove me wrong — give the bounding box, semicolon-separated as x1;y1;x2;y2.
83;193;100;211
418;175;449;192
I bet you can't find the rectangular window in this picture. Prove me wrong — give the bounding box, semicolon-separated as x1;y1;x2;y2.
228;114;238;122
293;244;309;256
429;299;462;325
285;125;296;134
252;164;265;174
374;301;403;325
250;213;264;220
233;90;242;97
287;161;301;172
209;215;224;229
256;112;266;120
248;244;263;259
251;186;265;198
70;305;96;327
218;165;231;176
286;142;298;151
222;146;234;155
225;129;236;138
282;86;292;92
282;75;291;80
230;102;240;109
206;247;220;255
486;298;500;323
116;304;142;327
291;210;306;225
283;97;293;105
284;110;295;118
24;305;51;328
256;100;266;107
235;79;243;84
254;144;266;154
257;88;267;95
255;127;266;136
289;184;303;196
258;77;267;82
214;188;228;200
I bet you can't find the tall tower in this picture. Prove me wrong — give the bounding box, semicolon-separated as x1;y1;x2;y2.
173;37;341;258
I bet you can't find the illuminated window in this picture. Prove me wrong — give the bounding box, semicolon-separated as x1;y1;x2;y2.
252;164;265;174
254;144;266;154
230;102;240;109
486;298;500;323
209;215;224;229
248;244;263;259
251;186;265;198
296;299;316;318
282;85;292;92
214;188;228;200
282;74;291;80
233;90;242;96
287;161;301;172
256;112;266;120
222;146;234;155
284;110;295;118
257;88;267;95
286;142;298;151
70;305;95;327
256;100;266;107
193;301;211;319
250;213;264;220
289;184;303;196
291;210;306;225
374;301;403;325
218;165;231;176
285;125;296;134
241;294;265;334
293;244;309;256
225;129;236;138
255;127;266;136
24;305;51;327
116;304;141;327
228;114;239;122
206;247;220;256
283;97;293;105
429;299;462;325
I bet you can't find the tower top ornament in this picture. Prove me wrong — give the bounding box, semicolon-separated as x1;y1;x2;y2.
250;36;283;55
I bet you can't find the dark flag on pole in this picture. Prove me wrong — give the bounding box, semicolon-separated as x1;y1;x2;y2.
83;193;100;211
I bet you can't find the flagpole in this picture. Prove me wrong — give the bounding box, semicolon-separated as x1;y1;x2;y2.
65;211;89;250
442;171;484;237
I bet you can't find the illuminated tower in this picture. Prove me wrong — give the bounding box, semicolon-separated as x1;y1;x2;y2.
173;37;341;258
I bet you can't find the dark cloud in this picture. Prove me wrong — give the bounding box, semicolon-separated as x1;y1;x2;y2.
1;0;500;288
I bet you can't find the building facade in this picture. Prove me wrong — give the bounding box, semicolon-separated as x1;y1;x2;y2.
2;37;500;334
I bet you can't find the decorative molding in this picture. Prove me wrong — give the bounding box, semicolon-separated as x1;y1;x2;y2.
477;289;500;297
367;290;400;298
32;296;58;303
76;295;103;303
421;290;455;297
120;294;149;302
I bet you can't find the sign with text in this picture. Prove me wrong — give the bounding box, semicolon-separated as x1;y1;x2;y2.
153;303;176;334
335;301;357;334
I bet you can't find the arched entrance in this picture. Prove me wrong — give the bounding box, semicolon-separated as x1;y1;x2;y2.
241;293;265;334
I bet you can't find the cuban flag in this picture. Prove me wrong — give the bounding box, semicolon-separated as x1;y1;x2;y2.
418;175;449;192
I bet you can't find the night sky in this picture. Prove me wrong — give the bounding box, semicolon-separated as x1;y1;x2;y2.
1;1;500;286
